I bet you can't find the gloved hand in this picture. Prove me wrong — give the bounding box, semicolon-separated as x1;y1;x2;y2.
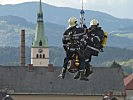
100;48;104;52
99;45;104;52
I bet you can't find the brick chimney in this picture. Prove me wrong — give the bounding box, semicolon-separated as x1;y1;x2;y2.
48;64;54;72
20;30;25;66
28;64;33;72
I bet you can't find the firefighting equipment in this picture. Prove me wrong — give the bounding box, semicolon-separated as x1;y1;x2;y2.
101;32;108;47
75;54;79;67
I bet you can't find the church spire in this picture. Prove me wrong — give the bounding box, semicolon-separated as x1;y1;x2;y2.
33;0;48;47
39;0;43;13
31;0;49;67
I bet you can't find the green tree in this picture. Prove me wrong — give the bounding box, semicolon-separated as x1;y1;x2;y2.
110;61;122;68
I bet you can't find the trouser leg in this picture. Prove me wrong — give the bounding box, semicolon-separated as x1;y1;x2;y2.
79;53;85;70
74;71;80;79
59;67;67;79
63;57;69;69
77;53;88;81
84;48;93;77
85;56;93;77
74;70;89;81
59;51;73;79
59;57;68;79
79;70;89;81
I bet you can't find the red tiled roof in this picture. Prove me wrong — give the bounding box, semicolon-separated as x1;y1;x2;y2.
124;74;133;90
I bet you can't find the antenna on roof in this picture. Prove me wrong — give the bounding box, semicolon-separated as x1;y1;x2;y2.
80;0;85;28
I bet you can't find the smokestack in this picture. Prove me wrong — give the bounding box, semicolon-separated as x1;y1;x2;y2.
20;30;25;66
28;64;33;72
48;64;54;72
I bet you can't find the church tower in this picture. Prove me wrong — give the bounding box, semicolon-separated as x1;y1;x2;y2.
31;0;49;67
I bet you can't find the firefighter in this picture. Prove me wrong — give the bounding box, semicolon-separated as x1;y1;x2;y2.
59;16;88;81
84;19;104;77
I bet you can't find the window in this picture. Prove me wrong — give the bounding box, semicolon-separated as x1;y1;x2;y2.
36;54;39;58
39;40;42;46
40;54;42;58
43;54;45;58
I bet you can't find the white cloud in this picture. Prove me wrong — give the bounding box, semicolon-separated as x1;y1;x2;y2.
81;0;133;19
0;0;34;4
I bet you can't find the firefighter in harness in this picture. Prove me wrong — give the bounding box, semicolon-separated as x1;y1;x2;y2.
59;16;88;81
74;19;107;79
74;0;107;79
84;19;106;77
74;19;104;79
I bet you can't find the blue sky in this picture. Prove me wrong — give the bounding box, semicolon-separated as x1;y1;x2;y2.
0;0;133;19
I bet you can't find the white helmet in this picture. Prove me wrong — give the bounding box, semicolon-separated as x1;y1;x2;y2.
90;19;99;26
68;16;78;27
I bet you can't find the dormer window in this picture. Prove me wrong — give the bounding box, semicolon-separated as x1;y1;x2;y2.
39;40;42;46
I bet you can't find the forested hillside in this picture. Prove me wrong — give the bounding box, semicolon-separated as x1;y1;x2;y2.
0;15;133;48
1;2;133;32
0;46;133;67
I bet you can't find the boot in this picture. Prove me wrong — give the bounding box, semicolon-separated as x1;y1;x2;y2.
74;71;80;79
80;70;89;81
58;68;67;79
85;64;93;77
85;67;93;77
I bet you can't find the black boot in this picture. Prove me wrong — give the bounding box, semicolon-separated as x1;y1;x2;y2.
74;71;80;79
85;67;93;77
58;68;67;79
85;64;93;77
80;70;89;81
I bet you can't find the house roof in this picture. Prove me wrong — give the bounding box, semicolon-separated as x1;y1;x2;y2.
0;92;8;100
0;92;4;100
124;74;133;90
0;66;125;96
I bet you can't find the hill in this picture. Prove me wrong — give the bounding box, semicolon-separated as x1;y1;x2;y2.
0;15;65;47
0;46;133;67
0;2;133;32
0;15;133;48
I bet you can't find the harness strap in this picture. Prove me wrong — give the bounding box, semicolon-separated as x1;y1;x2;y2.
87;45;99;52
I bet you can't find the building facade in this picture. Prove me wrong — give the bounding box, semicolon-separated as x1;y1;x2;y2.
11;94;125;100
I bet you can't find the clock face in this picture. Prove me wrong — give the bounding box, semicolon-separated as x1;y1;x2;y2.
38;49;43;53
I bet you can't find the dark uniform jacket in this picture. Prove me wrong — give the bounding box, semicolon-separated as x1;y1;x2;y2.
62;26;85;52
85;26;104;56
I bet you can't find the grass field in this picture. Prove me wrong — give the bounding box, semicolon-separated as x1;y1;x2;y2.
114;33;133;39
